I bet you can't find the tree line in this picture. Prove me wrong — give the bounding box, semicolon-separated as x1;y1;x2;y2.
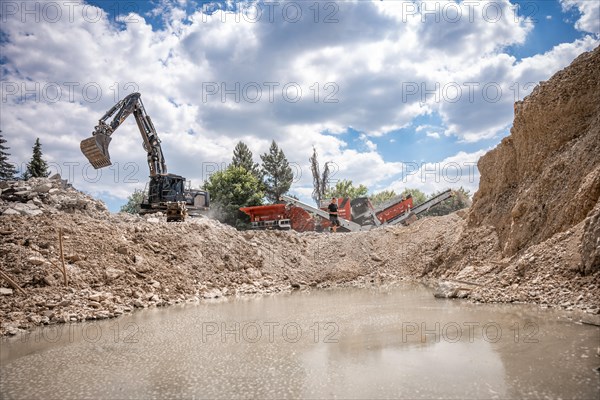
0;132;471;226
0;132;51;180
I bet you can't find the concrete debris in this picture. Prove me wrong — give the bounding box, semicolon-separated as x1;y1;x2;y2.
0;176;108;218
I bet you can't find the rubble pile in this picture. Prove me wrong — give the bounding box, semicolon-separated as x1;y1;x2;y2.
1;46;599;336
0;175;108;218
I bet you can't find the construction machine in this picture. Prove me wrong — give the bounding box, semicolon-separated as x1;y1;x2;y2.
80;92;209;221
240;190;454;232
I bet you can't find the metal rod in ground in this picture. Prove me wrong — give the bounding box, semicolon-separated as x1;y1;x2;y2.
0;269;26;295
58;228;68;287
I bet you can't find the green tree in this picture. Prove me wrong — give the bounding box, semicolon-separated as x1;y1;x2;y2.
120;189;145;214
369;190;397;207
326;179;368;199
0;131;17;181
24;138;50;179
260;140;293;203
232;141;260;179
422;187;472;217
401;188;427;205
204;166;264;228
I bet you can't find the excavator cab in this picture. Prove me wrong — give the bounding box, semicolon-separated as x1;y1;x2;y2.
80;133;112;168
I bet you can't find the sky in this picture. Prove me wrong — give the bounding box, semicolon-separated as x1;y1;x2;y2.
1;0;599;212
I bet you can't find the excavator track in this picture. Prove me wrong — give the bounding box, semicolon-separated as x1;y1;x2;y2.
80;135;112;168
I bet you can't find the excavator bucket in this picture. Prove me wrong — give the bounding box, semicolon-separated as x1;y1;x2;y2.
80;134;112;169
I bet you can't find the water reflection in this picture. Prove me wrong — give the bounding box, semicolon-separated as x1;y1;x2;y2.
1;284;598;399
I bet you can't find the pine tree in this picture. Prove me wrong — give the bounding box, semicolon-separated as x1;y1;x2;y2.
232;141;260;179
25;138;50;179
0;131;17;181
260;140;293;203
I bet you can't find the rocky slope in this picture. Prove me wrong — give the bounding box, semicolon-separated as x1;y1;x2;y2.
469;46;600;273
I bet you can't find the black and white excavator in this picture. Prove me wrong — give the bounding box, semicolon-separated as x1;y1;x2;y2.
80;92;209;221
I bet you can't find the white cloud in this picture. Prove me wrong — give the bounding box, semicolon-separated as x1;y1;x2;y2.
561;0;600;34
388;150;488;196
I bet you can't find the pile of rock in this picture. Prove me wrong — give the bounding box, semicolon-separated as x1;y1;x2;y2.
0;175;108;218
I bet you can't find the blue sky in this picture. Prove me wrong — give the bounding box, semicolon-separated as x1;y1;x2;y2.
1;0;599;212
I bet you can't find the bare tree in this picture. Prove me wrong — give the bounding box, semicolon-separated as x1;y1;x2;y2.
309;147;331;205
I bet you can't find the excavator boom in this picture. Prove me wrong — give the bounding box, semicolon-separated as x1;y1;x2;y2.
80;92;167;176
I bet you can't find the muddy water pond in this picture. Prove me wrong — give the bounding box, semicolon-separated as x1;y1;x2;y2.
1;283;598;399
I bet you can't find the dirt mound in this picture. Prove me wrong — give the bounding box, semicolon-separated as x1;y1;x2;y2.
0;175;108;218
469;46;600;273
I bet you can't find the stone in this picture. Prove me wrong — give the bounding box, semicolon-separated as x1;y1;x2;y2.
202;288;222;299
42;275;57;287
89;294;101;302
88;301;102;308
371;254;383;262
117;245;129;255
49;173;62;180
105;267;124;280
33;183;53;193
434;281;461;298
23;209;43;217
66;254;84;262
147;217;160;223
133;299;145;308
6;326;19;335
95;311;110;319
0;288;14;295
2;208;20;216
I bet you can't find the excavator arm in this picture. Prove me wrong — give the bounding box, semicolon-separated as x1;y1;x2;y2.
80;92;167;176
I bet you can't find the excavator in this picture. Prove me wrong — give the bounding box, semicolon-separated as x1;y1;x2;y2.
80;92;209;222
